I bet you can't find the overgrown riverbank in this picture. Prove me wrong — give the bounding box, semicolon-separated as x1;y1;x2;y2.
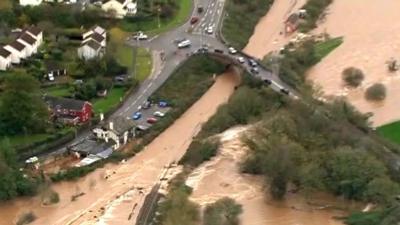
221;0;274;49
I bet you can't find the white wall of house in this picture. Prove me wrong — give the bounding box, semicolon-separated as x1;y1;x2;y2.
20;0;43;6
102;0;131;18
77;45;101;60
4;46;23;64
17;40;34;57
0;55;11;71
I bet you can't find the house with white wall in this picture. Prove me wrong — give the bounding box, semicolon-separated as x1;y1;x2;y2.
93;117;136;149
0;47;12;71
25;26;43;47
19;0;43;6
101;0;137;18
4;41;27;64
78;25;106;60
17;33;37;57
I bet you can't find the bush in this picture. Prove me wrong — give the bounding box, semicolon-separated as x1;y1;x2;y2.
180;140;220;167
203;197;242;225
16;211;36;225
342;67;365;87
365;83;386;101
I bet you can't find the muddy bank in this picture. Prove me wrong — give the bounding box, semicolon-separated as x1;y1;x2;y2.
243;0;307;59
0;71;240;225
187;127;355;225
307;0;400;126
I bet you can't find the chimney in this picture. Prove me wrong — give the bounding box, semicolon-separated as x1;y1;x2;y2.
109;122;113;130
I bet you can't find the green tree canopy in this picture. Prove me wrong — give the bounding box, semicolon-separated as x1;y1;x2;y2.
0;73;49;136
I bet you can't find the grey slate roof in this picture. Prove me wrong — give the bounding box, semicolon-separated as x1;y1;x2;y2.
89;32;105;43
18;33;37;45
0;46;11;58
84;39;102;50
109;116;136;136
45;96;89;111
8;40;26;52
26;26;42;37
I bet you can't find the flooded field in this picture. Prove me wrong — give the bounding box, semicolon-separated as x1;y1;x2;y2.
0;71;240;225
187;127;356;225
307;0;400;126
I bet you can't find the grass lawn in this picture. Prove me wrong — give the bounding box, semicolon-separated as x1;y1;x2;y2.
119;0;192;35
44;85;71;97
315;37;343;59
6;134;51;149
135;47;152;81
93;87;126;114
0;0;11;9
377;121;400;144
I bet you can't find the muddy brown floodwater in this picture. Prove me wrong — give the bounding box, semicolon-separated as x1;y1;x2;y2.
307;0;400;126
0;71;240;225
187;127;357;225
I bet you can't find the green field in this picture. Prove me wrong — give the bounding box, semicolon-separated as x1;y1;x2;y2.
44;85;71;97
378;121;400;144
93;87;126;114
135;48;152;81
119;0;192;35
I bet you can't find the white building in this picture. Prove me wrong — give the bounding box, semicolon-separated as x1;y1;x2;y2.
4;41;27;64
0;47;12;71
25;26;43;47
101;0;137;18
78;25;106;60
93;117;136;149
19;0;43;6
17;33;37;57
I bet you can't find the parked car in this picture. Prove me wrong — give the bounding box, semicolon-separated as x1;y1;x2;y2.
228;47;237;54
190;17;199;25
237;56;245;64
132;112;142;120
263;79;272;85
248;58;257;67
159;101;168;108
250;67;259;74
147;117;158;124
280;88;290;95
206;26;213;34
177;39;191;48
214;49;224;54
153;111;165;117
133;31;148;40
142;100;151;109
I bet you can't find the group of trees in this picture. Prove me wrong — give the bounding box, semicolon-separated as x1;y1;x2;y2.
0;74;49;136
298;0;333;32
0;139;38;200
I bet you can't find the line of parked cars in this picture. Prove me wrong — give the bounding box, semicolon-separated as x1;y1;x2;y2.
132;100;169;126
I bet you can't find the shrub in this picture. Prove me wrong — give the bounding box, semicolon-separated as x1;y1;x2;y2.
16;211;36;225
342;67;365;87
203;197;242;225
365;83;386;101
180;140;220;167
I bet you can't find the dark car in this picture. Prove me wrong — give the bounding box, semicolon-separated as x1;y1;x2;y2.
280;88;290;95
190;17;199;25
248;58;257;67
214;49;224;54
263;79;272;85
250;67;259;74
147;117;158;124
197;6;204;14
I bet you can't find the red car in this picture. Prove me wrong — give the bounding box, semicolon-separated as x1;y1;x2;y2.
147;117;158;124
190;17;199;25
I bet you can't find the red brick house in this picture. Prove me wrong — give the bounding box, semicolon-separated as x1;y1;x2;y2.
44;96;92;125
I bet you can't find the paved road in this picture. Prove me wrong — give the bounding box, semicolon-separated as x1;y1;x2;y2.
36;0;296;159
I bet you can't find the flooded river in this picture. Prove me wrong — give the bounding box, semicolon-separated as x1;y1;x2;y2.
187;127;356;225
0;71;240;225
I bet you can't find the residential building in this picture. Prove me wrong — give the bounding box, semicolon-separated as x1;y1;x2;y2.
44;96;92;125
0;47;12;71
93;117;136;149
4;41;27;64
101;0;137;18
45;61;67;81
78;25;106;60
19;0;43;6
17;33;37;57
25;26;43;47
78;40;104;60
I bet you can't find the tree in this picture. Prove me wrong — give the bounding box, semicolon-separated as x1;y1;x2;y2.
0;74;49;136
342;67;365;87
364;177;400;204
203;198;242;225
365;83;387;101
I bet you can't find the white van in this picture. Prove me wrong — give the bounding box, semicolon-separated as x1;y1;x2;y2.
178;39;191;48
